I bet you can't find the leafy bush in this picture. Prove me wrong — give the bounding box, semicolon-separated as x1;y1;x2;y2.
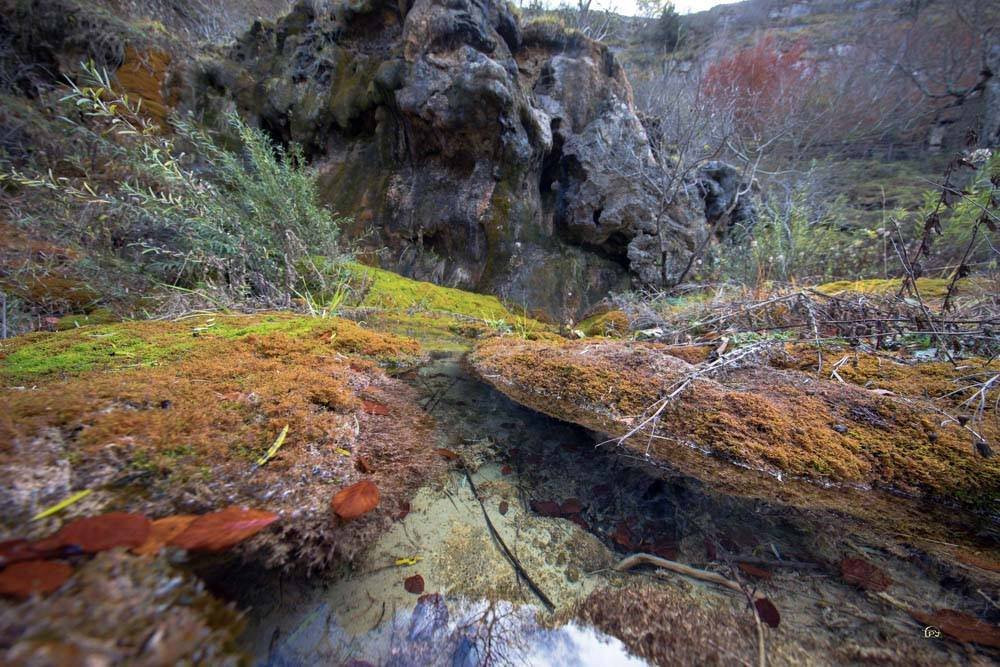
2;63;349;309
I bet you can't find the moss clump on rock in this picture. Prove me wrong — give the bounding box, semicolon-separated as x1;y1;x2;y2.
469;337;1000;546
576;309;630;337
0;314;440;571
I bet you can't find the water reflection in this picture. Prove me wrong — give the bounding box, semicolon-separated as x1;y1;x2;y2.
265;595;646;667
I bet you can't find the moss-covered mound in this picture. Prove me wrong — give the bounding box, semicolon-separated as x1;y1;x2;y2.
0;313;442;571
469;337;1000;545
0;551;244;664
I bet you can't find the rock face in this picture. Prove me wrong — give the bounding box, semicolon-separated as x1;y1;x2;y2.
469;337;1000;546
191;0;749;320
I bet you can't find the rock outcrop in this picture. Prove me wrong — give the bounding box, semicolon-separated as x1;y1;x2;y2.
469;337;1000;547
191;0;750;320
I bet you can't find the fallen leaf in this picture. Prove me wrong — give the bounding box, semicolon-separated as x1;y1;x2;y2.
433;448;460;461
754;598;781;628
169;507;278;551
331;480;380;520
362;400;390;416
356;456;374;474
132;515;197;557
612;522;635;550
0;539;40;568
738;562;773;580
500;465;513;475
530;500;562;517
569;514;590;531
335;447;352;457
31;489;94;521
395;556;422;566
646;541;678;560
910;609;1000;648
393;501;411;520
404;574;425;594
840;557;891;592
255;424;289;466
35;513;150;553
0;560;73;598
560;498;583;515
498;501;509;516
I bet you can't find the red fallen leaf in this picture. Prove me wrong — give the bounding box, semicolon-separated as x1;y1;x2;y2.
840;557;891;592
738;562;773;580
560;498;583;515
569;514;590;531
0;560;73;598
133;515;198;557
500;465;513;475
0;539;40;568
704;538;718;561
35;512;150;553
910;609;1000;648
612;522;635;550
498;501;509;516
356;456;375;474
754;598;781;628
331;480;380;520
393;501;411;521
434;448;460;461
404;574;425;594
362;400;390;416
530;500;562;517
169;507;278;551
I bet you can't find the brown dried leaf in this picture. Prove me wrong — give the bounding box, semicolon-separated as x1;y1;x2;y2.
738;562;773;580
132;515;198;557
0;560;73;599
0;539;40;568
911;609;1000;648
560;498;583;515
840;557;891;592
169;507;278;551
404;574;425;594
754;598;781;628
362;400;390;416
530;500;562;517
433;448;460;461
35;513;150;553
498;501;509;516
331;480;380;520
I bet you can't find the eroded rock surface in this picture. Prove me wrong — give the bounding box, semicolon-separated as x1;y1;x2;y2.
190;0;749;320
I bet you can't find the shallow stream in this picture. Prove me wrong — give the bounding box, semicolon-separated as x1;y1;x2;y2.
211;353;990;666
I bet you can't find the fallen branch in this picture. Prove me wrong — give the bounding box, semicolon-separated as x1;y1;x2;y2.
459;459;554;611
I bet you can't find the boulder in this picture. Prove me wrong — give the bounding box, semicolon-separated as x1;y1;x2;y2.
469;337;1000;547
189;0;752;320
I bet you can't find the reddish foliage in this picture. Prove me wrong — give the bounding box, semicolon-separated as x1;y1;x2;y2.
361;400;390;416
500;465;513;475
0;560;73;598
0;539;41;568
754;598;781;628
393;501;411;521
331;480;380;520
169;507;278;551
840;557;892;592
356;456;375;474
498;501;509;516
404;574;425;594
646;541;679;561
35;513;151;553
560;498;583;515
530;500;562;517
738;562;773;581
433;448;460;461
133;515;197;556
910;609;1000;648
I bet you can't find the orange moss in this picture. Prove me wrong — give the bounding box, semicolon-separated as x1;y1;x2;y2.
0;315;440;569
115;48;172;125
470;338;1000;529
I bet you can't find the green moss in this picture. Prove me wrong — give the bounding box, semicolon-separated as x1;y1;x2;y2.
55;308;119;330
346;262;536;323
577;310;629;337
815;277;957;297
